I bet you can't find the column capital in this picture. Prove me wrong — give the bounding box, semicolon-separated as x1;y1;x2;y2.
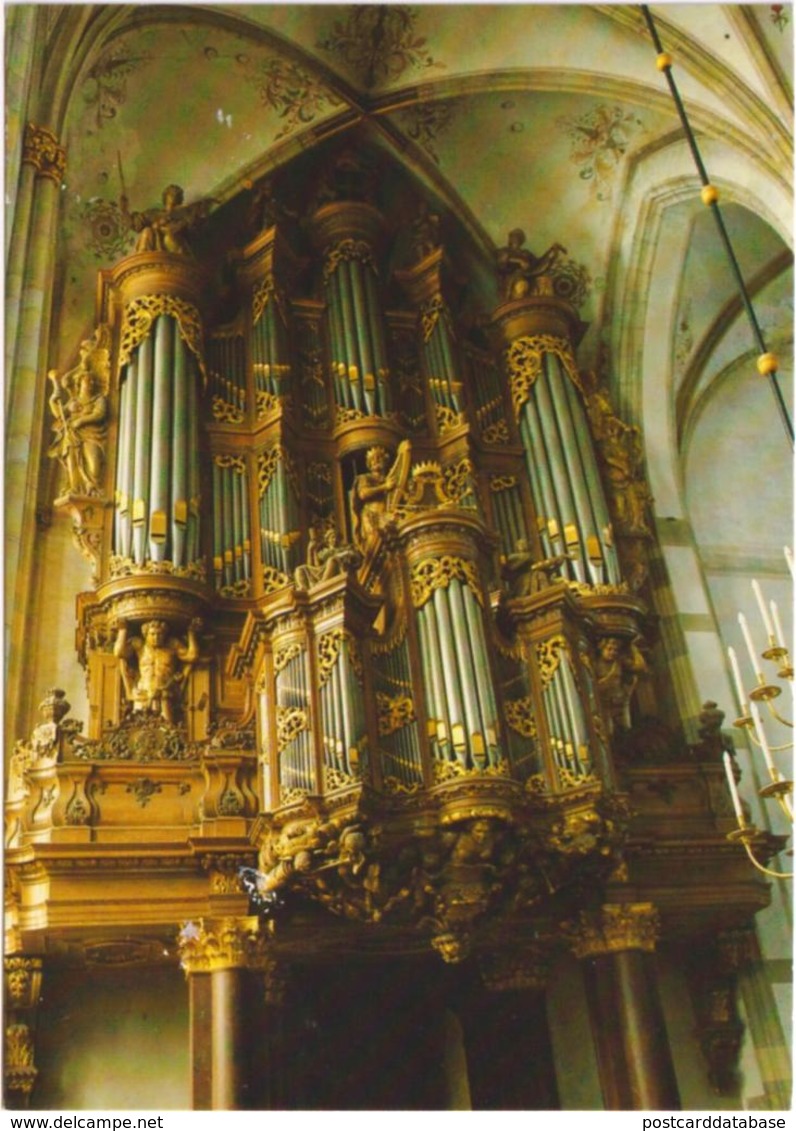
479;947;551;992
4;957;43;1010
22;124;66;185
177;916;272;974
568;901;660;960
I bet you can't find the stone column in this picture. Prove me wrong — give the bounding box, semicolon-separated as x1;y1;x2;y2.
571;902;680;1110
6;123;66;750
178;916;272;1110
719;927;792;1110
455;948;560;1110
4;956;43;1108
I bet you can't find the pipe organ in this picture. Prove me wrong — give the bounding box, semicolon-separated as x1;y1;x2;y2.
7;148;776;1112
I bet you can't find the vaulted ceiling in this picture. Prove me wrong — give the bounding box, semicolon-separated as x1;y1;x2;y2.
13;3;795;448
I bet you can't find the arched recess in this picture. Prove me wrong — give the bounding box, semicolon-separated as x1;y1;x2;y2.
609;133;793;1059
601;130;792;741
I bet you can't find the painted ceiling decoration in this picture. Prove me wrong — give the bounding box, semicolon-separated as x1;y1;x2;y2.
43;1;791;439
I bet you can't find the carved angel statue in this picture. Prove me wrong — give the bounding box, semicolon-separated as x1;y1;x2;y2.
120;183;214;256
114;617;201;724
47;326;110;497
293;523;361;590
587;384;652;536
595;634;649;731
350;441;412;549
496;228;567;301
410;199;441;261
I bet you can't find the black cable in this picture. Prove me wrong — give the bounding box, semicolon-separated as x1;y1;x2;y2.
640;4;793;447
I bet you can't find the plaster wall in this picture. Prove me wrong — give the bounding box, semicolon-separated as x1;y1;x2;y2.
33;964;189;1110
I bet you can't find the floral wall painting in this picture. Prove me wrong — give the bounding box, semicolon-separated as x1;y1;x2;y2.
556;105;645;202
317;5;445;90
233;54;342;140
81;38;153;133
398;100;457;164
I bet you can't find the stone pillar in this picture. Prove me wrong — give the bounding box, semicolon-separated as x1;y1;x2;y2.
719;927;792;1110
571;902;680;1110
178;916;273;1110
4;956;43;1108
6;123;66;751
188;972;212;1109
440;1007;472;1110
258;959;289;1109
455;949;560;1110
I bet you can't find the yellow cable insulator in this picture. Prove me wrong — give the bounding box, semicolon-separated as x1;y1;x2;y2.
656;52;673;71
701;184;719;206
757;352;779;376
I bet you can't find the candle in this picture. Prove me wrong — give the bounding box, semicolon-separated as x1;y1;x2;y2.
749;700;779;780
752;579;775;640
770;600;787;651
785;546;794;578
727;645;747;711
738;612;762;678
723;750;745;824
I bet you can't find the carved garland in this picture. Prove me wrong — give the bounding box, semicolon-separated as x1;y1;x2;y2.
118;295;207;382
273;641;303;674
317;629;363;687
212;396;245;424
410;555;483;609
489;474;518;493
214;454;246;474
420;293;448;342
443;458;477;506
536;634;567;690
506;334;583;419
323;239;377;279
375;691;416;736
504;696;537;738
276;706;310;751
435;403;465;435
257;445;299;497
252;276;274;326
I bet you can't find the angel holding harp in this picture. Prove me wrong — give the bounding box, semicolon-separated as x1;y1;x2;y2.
350;441;411;548
47;326;110;497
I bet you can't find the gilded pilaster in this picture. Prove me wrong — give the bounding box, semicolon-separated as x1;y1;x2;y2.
4;957;43;1108
179;916;272;1110
21;124;66;183
568;901;659;959
177;916;271;974
570;902;679;1110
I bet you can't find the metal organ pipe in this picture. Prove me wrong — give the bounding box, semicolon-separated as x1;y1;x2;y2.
534;361;584;582
544;355;602;581
520;393;562;562
115;355;136;560
131;332;154;564
562;374;621;584
171;332;189;568
149;315;173;563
